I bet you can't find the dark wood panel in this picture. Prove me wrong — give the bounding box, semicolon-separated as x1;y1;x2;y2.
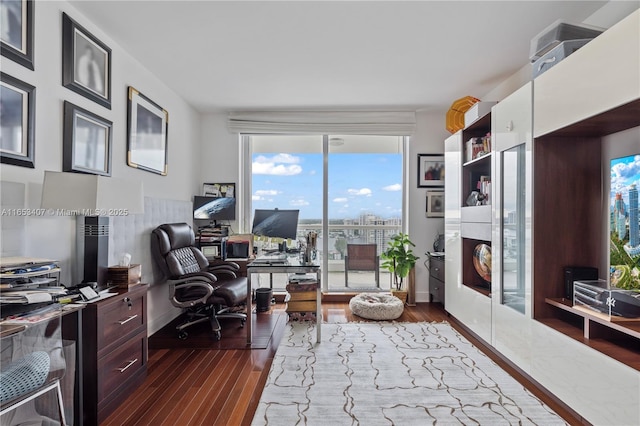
533;136;602;318
101;302;583;426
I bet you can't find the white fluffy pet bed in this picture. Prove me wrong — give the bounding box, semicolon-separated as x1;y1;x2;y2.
349;293;404;320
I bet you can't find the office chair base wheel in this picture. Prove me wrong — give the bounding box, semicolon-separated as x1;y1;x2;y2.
178;331;188;340
213;331;221;341
240;319;246;327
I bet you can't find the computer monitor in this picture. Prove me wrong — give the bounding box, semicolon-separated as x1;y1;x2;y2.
193;196;236;227
251;209;299;240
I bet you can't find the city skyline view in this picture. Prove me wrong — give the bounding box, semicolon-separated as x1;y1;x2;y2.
610;154;640;208
252;152;403;220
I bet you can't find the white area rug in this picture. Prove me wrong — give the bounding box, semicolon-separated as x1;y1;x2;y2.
252;322;567;425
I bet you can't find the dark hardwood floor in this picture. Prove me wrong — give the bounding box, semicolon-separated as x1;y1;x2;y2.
102;302;583;426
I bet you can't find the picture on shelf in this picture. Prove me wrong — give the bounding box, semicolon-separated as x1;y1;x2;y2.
610;153;640;291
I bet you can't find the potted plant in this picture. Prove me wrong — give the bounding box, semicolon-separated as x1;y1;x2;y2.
381;233;419;303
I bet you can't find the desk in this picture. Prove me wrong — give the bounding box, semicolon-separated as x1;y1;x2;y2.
247;259;321;345
0;304;84;425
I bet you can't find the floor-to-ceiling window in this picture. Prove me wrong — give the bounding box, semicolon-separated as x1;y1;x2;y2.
243;134;405;292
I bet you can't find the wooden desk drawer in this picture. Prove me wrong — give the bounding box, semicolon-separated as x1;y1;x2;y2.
287;300;317;312
430;257;445;281
97;290;145;351
98;333;146;402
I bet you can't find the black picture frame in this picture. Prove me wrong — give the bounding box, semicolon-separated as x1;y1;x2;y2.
203;183;235;197
126;86;169;175
63;101;112;176
0;72;35;168
417;153;445;188
426;190;445;218
62;12;111;109
0;0;34;70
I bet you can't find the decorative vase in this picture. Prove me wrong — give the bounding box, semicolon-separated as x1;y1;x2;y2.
391;289;408;304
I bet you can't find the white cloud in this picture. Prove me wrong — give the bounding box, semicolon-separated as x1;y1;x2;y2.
290;199;309;206
255;189;279;196
383;183;402;191
347;188;372;197
253;154;303;175
333;197;348;203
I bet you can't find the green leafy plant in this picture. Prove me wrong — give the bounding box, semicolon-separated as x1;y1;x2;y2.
381;233;419;291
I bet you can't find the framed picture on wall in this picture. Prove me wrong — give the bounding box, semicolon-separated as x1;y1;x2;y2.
203;183;235;197
62;13;112;108
0;0;34;70
418;153;445;188
63;101;112;176
127;86;169;175
426;190;444;218
0;72;35;168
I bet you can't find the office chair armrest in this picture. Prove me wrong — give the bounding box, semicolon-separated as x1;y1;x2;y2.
209;261;240;271
209;269;238;279
169;276;217;308
179;271;218;282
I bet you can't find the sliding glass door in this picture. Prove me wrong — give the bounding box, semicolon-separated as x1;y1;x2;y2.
245;134;405;292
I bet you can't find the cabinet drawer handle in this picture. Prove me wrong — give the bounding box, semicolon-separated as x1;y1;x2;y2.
117;358;138;373
118;314;138;325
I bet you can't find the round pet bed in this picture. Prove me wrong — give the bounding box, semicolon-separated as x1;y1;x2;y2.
349;293;404;320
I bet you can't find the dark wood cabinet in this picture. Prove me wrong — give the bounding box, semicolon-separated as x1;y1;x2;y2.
82;285;148;424
429;255;445;304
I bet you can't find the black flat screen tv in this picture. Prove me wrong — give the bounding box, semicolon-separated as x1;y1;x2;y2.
193;196;236;225
251;209;299;240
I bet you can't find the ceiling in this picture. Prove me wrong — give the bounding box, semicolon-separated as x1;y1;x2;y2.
69;1;631;115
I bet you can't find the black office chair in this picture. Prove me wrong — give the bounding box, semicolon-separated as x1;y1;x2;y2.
151;223;247;340
345;243;380;288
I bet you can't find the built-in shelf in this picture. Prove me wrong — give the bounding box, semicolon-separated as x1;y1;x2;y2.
543;298;640;371
545;298;640;339
462;152;491;168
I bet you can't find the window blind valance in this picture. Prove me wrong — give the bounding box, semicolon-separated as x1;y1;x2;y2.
227;111;416;135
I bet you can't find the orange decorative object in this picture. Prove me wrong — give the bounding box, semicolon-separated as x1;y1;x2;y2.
473;243;492;282
446;95;481;133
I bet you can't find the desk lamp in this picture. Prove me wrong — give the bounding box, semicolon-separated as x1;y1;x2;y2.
41;171;144;288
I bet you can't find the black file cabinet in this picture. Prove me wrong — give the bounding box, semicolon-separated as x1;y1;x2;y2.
429;255;445;304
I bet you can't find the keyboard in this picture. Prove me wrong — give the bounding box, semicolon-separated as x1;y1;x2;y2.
253;252;288;264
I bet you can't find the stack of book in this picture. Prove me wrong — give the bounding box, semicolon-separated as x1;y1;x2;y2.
0;257;74;319
477;175;492;204
465;133;492;162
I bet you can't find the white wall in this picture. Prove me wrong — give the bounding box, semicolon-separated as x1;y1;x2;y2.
0;1;202;333
409;111;449;301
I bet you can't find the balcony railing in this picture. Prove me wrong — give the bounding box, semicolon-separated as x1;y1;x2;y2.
253;223;402;292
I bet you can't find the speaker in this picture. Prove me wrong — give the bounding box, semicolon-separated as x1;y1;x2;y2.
564;266;598;299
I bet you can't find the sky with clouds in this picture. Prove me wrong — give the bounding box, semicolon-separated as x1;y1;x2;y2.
252;152;402;220
610;153;640;207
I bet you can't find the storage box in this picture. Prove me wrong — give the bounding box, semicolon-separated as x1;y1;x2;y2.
464;101;497;128
573;279;640;320
107;264;141;289
227;233;253;258
530;20;603;61
532;39;593;78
